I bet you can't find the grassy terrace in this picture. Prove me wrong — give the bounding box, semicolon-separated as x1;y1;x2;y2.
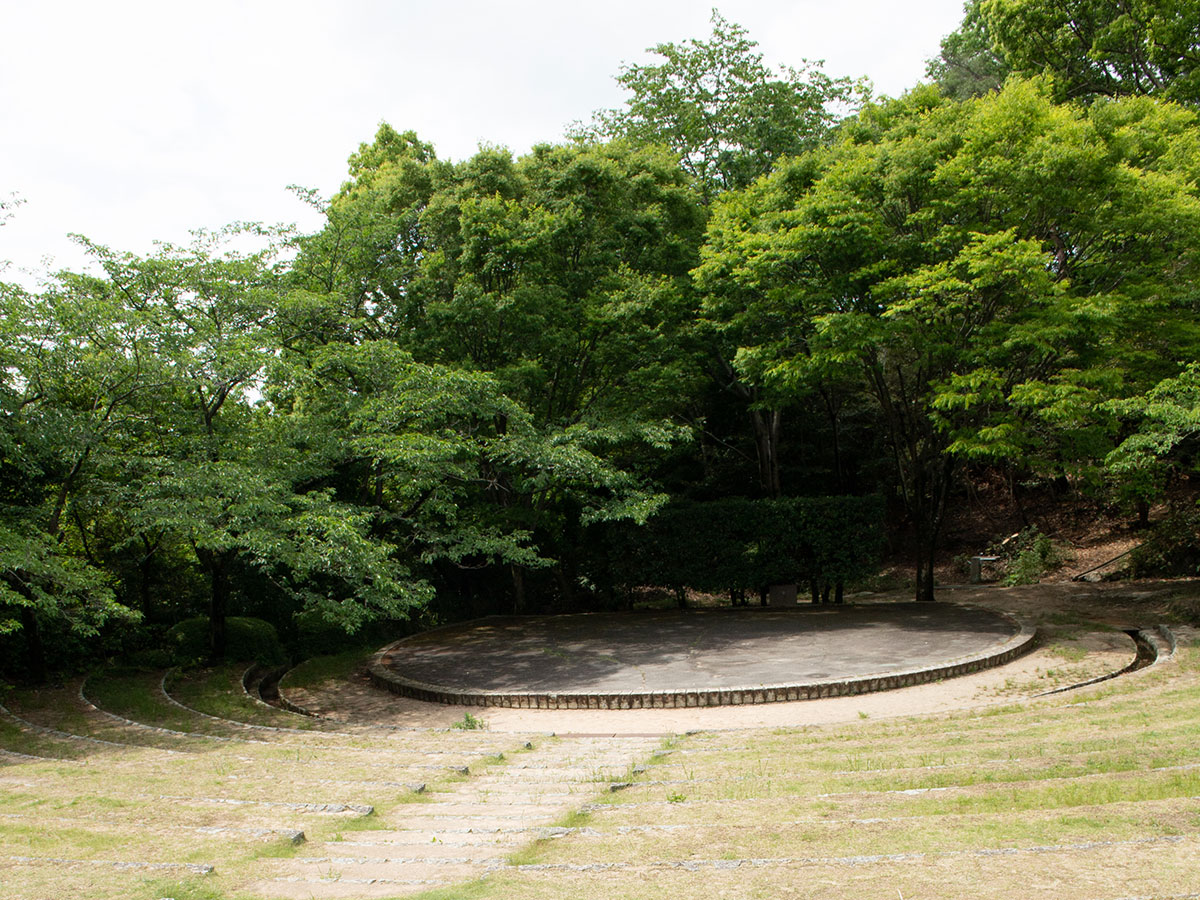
0;623;1197;899
0;665;539;900
472;638;1200;900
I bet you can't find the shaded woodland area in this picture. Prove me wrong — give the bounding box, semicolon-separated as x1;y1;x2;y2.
4;2;1200;678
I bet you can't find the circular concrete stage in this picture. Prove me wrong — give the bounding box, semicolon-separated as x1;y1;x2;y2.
369;604;1035;709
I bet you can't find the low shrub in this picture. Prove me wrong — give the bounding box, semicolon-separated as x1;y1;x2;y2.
599;495;885;602
125;647;175;668
1131;502;1200;578
993;527;1062;586
1166;595;1200;625
166;616;286;666
293;609;428;659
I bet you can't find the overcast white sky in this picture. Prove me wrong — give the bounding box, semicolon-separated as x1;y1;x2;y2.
1;0;967;285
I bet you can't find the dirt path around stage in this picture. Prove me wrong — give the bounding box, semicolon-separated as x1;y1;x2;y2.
282;579;1199;735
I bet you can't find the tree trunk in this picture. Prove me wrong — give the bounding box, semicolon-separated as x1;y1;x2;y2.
820;388;845;492
198;549;231;661
913;480;947;602
210;566;230;661
915;555;936;603
138;534;159;618
2;575;48;682
20;605;47;684
899;438;954;603
46;450;89;541
553;565;575;608
140;559;153;618
750;408;783;498
711;354;784;497
511;565;527;614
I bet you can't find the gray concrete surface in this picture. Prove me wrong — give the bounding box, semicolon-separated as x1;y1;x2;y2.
372;603;1031;707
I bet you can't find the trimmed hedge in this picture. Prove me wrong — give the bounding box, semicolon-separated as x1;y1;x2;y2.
605;495;884;602
165;616;286;665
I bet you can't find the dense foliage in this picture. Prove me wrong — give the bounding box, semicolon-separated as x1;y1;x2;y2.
3;9;1200;677
601;496;884;605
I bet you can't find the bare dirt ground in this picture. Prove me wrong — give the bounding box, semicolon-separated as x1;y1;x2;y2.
908;472;1198;588
282;579;1199;735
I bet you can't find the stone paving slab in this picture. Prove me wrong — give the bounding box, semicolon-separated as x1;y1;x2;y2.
371;603;1033;709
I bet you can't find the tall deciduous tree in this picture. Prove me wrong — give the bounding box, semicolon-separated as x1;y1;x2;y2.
699;81;1200;600
0;275;142;677
64;233;427;658
571;13;869;496
981;0;1200;104
927;0;1010;98
576;11;865;199
81;233;282;659
272;337;673;613
695;150;856;497
294;134;702;610
288;126;450;342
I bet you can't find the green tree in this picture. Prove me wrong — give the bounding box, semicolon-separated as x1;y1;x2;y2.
576;11;865;199
59;233;425;659
699;81;1200;600
417;141;704;417
271;337;673;614
694;150;864;496
927;0;1010;98
287;125;450;343
1106;363;1200;520
0;275;142;677
84;233;282;659
571;13;868;496
293;134;704;610
982;0;1200;104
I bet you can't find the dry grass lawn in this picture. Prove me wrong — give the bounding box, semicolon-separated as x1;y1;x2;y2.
2;581;1198;899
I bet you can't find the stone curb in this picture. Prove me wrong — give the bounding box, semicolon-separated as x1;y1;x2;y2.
5;855;215;875
0;746;78;764
268;876;451;888
505;834;1189;872
367;606;1037;710
157;794;374;816
0;812;305;843
579;761;1200;811
273;663;471;734
240;663;285;711
76;678;264;746
1146;623;1177;659
161;668;363;739
0;700;180;755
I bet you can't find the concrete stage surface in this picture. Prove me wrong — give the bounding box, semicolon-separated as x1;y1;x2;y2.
369;604;1036;709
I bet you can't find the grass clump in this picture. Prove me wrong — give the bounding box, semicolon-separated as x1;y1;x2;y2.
451;711;487;730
